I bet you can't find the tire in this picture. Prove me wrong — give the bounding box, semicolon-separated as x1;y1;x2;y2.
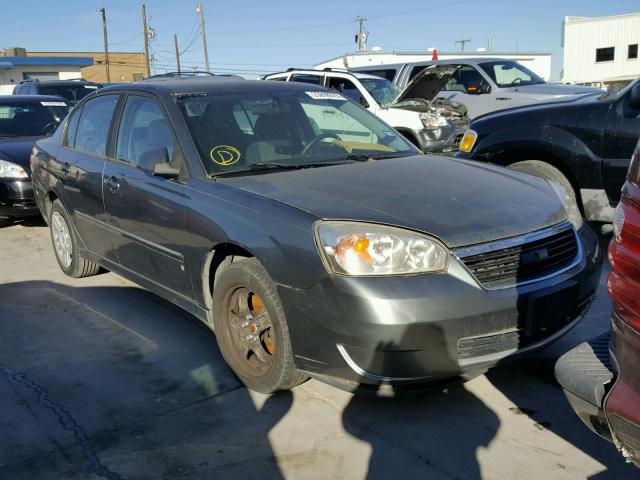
0;217;11;228
49;200;101;278
507;160;578;207
211;257;307;393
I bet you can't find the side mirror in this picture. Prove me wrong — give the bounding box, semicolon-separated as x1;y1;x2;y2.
629;83;640;110
152;162;180;178
138;147;169;172
359;96;369;108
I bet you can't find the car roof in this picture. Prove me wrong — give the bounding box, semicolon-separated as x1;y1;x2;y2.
0;95;72;105
266;69;383;81
99;77;330;96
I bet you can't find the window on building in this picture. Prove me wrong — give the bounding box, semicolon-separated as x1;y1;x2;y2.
629;44;638;60
596;47;615;63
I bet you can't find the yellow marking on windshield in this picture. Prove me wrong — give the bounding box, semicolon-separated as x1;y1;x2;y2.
210;145;241;166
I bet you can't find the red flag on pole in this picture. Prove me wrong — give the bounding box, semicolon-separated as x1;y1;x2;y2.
432;48;439;61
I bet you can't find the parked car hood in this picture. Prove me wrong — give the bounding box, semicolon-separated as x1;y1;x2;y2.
0;136;43;171
500;83;603;97
393;65;458;107
220;155;567;248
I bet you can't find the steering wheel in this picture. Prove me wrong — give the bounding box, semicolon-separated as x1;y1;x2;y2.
300;133;340;158
509;77;523;86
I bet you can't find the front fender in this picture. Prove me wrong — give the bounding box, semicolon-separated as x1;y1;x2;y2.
467;124;603;189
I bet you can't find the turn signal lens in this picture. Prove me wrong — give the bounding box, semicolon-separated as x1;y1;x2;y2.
459;130;477;153
316;222;448;276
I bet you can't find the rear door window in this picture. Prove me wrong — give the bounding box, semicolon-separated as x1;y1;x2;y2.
64;107;82;147
290;74;323;85
74;95;119;157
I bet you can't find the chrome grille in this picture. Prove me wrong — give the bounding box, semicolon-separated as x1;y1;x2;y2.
457;225;580;289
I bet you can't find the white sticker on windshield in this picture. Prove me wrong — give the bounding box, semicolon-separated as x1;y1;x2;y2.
40;101;68;106
84;85;99;89
306;91;345;101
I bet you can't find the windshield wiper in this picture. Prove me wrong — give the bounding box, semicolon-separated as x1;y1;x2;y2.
211;161;348;177
342;153;403;162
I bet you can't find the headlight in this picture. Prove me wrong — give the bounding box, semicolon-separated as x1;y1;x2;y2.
315;221;448;276
0;159;28;179
458;130;477;153
547;181;583;230
419;112;448;130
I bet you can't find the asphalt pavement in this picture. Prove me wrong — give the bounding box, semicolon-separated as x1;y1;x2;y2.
0;218;637;480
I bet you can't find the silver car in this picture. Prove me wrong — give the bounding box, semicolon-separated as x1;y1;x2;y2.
353;58;602;119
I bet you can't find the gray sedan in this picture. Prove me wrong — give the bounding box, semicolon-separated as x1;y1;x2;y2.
30;78;601;393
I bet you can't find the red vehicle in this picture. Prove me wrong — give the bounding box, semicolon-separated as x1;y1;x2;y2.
556;140;640;467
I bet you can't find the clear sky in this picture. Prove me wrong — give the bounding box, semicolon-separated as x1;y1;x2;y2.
2;0;639;80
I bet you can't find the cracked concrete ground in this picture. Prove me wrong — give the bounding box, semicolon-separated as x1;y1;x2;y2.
0;219;637;480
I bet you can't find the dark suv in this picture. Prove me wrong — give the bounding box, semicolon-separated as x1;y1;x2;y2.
556;140;640;467
455;78;640;223
14;79;102;105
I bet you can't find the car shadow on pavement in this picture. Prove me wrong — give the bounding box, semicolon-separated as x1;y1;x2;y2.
340;326;499;480
0;280;291;480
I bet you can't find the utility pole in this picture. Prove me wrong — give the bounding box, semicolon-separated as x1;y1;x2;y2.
196;3;210;73
99;7;111;83
354;16;367;53
141;3;151;78
173;34;181;73
487;35;493;53
455;39;471;52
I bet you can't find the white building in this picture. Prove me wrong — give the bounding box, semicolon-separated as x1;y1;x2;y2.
315;51;553;81
562;13;640;88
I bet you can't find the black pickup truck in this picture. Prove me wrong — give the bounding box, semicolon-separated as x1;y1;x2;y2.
456;79;640;222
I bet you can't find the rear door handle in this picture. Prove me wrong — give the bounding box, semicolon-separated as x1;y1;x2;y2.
103;176;120;193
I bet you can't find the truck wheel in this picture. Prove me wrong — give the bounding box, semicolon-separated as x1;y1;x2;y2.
212;257;307;393
49;200;101;278
508;160;578;207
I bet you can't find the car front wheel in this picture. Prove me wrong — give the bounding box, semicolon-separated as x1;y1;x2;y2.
49;200;100;278
212;257;307;393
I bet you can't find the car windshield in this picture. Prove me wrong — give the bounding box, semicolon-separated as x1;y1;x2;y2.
360;77;400;108
175;89;416;176
478;60;546;88
40;84;99;104
0;101;70;137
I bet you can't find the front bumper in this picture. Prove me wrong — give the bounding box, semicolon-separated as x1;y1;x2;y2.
0;178;38;218
280;225;602;388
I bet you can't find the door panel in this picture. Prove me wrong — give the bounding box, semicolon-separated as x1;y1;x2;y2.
58;94;119;260
103;94;192;298
602;99;640;203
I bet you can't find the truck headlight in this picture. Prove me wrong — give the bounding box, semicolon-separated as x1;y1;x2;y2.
419;112;448;130
548;181;583;230
315;221;448;276
0;159;28;179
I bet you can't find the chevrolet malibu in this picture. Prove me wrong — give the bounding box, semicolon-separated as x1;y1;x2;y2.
31;78;602;393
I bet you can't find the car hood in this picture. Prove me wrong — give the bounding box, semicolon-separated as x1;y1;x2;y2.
500;83;603;97
0;136;43;170
220;155;567;248
393;65;458;106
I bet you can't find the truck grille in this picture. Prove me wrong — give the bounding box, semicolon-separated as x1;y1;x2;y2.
458;225;579;289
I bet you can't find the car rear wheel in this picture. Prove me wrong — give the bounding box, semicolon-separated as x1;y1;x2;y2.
49;200;101;278
212;257;307;393
508;160;578;209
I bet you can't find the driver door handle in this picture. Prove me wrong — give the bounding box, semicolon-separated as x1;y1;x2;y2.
103;176;120;193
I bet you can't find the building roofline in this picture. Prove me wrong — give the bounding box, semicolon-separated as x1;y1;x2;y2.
564;12;640;24
317;50;552;64
24;51;144;55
